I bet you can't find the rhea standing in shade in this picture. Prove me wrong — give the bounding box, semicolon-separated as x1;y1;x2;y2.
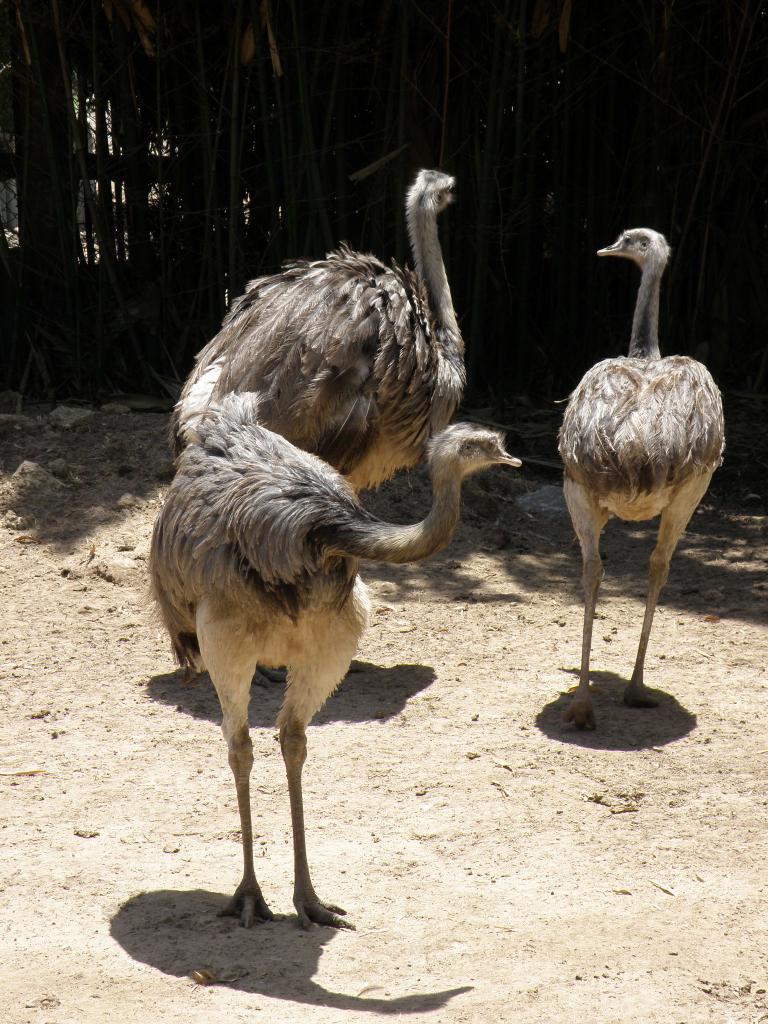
558;228;724;730
151;394;521;928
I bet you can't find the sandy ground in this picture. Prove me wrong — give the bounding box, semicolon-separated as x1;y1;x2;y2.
1;406;766;1024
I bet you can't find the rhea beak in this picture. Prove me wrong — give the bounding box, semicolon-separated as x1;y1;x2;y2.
596;237;626;258
498;453;522;468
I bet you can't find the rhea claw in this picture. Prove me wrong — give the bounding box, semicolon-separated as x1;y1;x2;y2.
563;697;596;730
295;892;355;931
220;879;274;928
623;681;660;708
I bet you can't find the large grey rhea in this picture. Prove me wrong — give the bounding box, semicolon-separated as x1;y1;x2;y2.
150;394;520;928
171;169;465;493
558;228;724;730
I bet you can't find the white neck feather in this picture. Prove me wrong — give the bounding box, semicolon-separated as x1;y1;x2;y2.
629;255;666;359
406;201;461;341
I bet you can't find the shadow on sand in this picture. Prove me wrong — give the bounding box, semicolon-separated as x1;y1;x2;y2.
144;660;436;728
110;888;471;1014
535;668;697;751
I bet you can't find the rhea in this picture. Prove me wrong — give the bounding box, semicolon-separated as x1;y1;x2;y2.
171;169;465;493
558;228;724;729
150;394;520;927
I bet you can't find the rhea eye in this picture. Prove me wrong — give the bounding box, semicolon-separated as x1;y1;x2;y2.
639;238;649;249
436;191;443;203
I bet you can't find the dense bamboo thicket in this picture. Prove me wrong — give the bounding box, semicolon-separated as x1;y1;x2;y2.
1;0;766;404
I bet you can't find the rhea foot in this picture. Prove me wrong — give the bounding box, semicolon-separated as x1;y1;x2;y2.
563;696;596;730
623;680;660;708
220;878;274;928
294;890;355;931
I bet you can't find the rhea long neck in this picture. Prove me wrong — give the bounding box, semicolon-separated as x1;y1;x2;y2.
328;463;464;565
628;254;667;359
406;202;463;350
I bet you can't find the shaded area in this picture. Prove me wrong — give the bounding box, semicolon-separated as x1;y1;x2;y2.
535;669;697;750
145;661;436;728
361;501;768;628
0;409;765;633
0;411;171;550
110;889;471;1014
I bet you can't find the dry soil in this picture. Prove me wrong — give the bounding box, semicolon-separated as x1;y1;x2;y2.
1;406;766;1024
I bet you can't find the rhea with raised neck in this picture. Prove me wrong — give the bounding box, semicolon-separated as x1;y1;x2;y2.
597;227;672;359
405;169;463;352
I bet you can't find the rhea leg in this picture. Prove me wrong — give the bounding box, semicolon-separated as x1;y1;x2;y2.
196;602;273;926
273;583;368;928
563;478;609;729
278;587;368;929
624;473;712;707
280;711;353;930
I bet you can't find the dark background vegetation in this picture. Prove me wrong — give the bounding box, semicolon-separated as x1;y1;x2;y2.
1;0;767;408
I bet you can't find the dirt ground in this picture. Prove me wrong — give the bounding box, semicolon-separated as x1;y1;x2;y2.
1;403;766;1024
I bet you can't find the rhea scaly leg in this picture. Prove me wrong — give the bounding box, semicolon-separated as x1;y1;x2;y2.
277;592;367;930
219;721;273;926
624;474;712;708
196;601;273;927
280;716;354;930
562;478;609;730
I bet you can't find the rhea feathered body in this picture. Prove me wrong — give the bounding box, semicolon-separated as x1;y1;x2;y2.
559;353;724;519
171;170;465;492
558;228;724;729
150;393;519;928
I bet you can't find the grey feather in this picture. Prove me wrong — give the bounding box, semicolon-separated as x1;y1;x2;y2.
171;171;465;491
557;227;725;730
560;354;724;498
151;389;518;930
559;229;725;497
150;394;518;668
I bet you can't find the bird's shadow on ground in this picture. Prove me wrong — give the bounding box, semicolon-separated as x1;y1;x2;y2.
535;669;697;750
145;661;436;728
110;888;470;1014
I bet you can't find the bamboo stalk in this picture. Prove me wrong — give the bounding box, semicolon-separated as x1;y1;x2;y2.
438;0;452;168
468;0;513;385
289;0;333;253
50;0;142;382
228;0;245;302
15;0;78;391
196;4;224;324
250;0;280;269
